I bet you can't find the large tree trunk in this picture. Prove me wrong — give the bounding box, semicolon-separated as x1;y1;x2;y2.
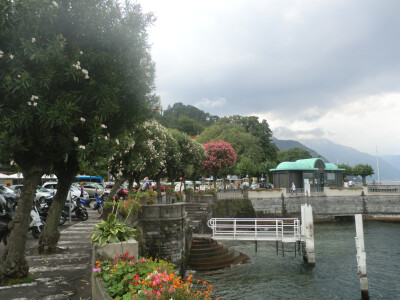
0;167;43;284
37;155;79;254
127;177;135;194
106;177;124;202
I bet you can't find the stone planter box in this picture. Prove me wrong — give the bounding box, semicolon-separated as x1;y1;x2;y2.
92;239;139;300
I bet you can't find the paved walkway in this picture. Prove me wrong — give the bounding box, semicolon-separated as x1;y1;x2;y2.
0;208;100;300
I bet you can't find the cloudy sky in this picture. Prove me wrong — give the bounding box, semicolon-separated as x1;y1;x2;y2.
139;0;400;156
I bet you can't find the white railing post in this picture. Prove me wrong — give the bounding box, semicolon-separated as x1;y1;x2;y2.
355;214;369;300
255;219;257;239
234;219;236;238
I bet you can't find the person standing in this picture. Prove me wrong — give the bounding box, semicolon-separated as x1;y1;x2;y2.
291;182;296;195
80;182;85;197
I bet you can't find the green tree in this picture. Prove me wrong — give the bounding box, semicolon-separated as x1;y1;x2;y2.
277;147;312;162
177;116;205;136
0;0;154;283
225;115;277;162
338;163;353;179
196;121;264;163
353;164;374;185
170;130;206;190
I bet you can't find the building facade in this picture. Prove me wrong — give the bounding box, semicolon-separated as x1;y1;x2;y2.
270;158;344;190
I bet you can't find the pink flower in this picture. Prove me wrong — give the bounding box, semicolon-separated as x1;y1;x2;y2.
93;267;101;272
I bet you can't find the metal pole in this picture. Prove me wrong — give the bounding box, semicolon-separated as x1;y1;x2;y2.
355;214;369;300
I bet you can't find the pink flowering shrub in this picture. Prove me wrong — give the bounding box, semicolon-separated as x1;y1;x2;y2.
203;140;237;175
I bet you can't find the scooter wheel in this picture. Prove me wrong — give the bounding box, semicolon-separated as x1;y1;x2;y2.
59;214;67;226
78;211;89;221
98;206;103;215
32;225;43;239
2;230;11;245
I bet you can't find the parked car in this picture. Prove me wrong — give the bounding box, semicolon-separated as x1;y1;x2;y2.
0;184;18;202
73;182;104;198
149;183;168;192
174;181;194;192
42;182;89;200
10;184;23;195
35;187;52;203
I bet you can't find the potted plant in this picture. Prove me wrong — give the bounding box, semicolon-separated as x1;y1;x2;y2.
91;213;136;247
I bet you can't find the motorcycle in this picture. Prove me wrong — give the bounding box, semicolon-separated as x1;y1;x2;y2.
35;200;67;226
0;195;14;245
93;193;104;214
64;196;88;221
78;197;95;208
29;204;44;239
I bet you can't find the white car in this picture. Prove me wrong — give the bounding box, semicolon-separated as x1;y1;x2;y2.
42;182;89;200
35;187;52;203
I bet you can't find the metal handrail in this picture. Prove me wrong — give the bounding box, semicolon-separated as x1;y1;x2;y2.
207;218;301;241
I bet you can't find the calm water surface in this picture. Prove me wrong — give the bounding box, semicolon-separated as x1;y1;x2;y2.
192;221;400;300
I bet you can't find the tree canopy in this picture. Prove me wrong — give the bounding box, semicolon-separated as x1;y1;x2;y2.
277;147;312;162
353;164;374;185
0;0;155;283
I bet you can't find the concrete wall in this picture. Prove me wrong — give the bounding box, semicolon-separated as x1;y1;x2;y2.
249;192;400;220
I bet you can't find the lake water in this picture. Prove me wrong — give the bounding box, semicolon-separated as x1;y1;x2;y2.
193;221;400;299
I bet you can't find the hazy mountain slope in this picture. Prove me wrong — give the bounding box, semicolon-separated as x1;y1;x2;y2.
299;138;400;180
381;155;400;172
271;137;328;161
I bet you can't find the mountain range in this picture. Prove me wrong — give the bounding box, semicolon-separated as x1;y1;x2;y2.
272;137;400;181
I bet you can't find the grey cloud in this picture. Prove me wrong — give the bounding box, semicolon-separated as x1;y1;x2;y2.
152;0;400;120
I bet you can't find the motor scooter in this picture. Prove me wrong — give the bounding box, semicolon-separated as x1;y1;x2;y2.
35;200;67;226
93;193;104;214
29;204;44;239
64;196;88;221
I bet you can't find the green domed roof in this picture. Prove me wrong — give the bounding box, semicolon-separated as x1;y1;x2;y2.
270;158;344;172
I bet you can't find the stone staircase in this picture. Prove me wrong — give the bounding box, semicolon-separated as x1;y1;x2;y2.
187;237;249;271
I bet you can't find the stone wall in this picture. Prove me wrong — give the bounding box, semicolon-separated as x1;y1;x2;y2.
250;193;400;220
138;203;191;274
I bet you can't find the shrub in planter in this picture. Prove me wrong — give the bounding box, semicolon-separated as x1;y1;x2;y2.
91;214;136;247
166;187;175;195
93;254;216;299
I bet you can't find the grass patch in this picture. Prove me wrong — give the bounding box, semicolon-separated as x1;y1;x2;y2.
7;275;35;286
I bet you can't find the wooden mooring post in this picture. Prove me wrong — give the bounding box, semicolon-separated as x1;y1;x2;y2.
355;214;369;300
301;204;315;266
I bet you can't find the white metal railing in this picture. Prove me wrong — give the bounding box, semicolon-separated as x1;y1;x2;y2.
286;187;325;195
207;218;301;242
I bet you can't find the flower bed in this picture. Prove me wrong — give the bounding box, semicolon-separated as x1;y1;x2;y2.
93;253;217;299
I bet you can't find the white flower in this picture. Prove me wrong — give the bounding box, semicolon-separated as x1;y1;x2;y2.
17;75;21;78
105;136;108;140
80;117;86;122
79;145;85;150
31;95;38;100
10;161;14;166
32;38;36;43
80;51;83;55
81;68;88;75
52;1;58;7
73;136;79;142
101;124;107;129
0;50;3;58
27;101;32;106
9;54;14;59
84;74;89;79
116;139;119;145
33;102;37;107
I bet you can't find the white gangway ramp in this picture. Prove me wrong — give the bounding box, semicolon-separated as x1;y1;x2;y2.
207;218;301;243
